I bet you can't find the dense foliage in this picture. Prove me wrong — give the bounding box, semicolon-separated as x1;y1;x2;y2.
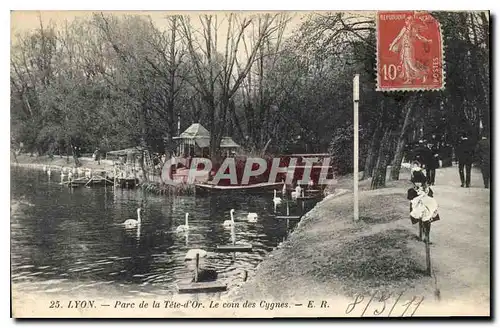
11;11;489;188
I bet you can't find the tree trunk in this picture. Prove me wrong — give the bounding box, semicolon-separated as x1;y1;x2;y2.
139;103;149;182
362;123;383;180
390;99;415;180
371;127;391;190
362;101;387;180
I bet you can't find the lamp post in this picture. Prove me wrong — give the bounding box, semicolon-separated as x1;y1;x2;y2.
353;74;360;221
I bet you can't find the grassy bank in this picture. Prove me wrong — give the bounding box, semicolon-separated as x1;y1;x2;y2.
227;166;490;316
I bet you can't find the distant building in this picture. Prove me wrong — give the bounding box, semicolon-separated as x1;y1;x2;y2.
173;123;240;158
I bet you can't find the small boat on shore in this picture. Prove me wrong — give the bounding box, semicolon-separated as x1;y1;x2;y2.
195;181;284;194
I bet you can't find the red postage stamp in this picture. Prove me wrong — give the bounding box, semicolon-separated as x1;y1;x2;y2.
376;11;444;91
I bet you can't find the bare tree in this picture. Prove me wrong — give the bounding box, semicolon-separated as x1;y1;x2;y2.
179;13;284;157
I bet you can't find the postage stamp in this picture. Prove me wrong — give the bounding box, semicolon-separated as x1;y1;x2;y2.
376;11;445;91
9;10;490;319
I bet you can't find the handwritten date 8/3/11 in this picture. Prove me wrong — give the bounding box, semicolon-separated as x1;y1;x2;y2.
345;291;424;317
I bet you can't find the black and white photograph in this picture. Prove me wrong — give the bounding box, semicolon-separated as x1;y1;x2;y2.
9;9;490;318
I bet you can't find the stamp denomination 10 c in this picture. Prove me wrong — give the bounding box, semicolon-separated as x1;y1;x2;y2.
376;11;445;91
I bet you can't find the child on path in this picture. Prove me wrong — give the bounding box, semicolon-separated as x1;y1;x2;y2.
407;168;440;242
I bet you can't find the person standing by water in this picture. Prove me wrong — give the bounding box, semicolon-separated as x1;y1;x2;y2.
93;147;101;165
476;136;490;189
456;133;475;188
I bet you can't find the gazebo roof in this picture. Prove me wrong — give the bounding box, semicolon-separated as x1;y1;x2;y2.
220;137;241;148
178;123;210;139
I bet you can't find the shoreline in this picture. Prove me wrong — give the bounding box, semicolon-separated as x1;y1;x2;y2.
11;154;115;172
223;166;490;316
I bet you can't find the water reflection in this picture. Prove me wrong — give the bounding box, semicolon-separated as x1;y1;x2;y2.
10;166;313;297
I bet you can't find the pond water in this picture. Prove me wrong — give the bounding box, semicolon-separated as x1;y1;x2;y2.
11;166;315;299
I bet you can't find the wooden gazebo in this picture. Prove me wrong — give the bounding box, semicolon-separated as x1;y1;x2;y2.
220;137;241;157
173;123;210;157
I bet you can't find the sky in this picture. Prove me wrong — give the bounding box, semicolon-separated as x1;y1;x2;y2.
10;10;310;42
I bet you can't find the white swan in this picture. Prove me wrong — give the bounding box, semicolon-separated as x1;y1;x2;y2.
247;212;258;223
176;213;190;232
223;209;235;227
291;185;302;200
273;190;282;211
123;207;142;229
185;248;207;261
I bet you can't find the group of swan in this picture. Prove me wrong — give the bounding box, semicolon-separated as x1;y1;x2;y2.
121;205;259;263
173;209;258;235
281;183;315;201
223;209;259;227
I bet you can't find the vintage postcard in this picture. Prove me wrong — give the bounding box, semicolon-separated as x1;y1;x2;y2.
10;10;490;318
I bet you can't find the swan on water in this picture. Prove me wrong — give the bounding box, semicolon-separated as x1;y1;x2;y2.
273;190;282;211
184;248;208;260
247;212;258;223
123;207;142;229
176;213;190;232
291;185;302;200
308;180;315;191
223;209;235;227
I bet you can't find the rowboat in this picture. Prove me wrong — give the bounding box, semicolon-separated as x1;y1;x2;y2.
195;181;284;194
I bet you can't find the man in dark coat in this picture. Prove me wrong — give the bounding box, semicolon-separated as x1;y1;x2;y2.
476;136;490;188
456;133;475;188
412;140;432;170
425;136;440;185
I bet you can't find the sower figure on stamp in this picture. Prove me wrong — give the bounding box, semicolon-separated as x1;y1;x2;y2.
456;133;475;188
389;14;432;84
407;170;440;242
475;135;490;189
